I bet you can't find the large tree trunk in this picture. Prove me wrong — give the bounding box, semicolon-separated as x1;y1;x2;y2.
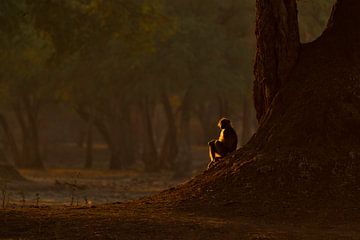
240;94;253;145
107;103;137;170
254;0;300;121
152;0;360;214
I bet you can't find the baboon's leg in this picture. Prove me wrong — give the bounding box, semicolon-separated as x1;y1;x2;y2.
208;143;216;162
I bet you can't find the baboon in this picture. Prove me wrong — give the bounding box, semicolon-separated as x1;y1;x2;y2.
207;118;237;169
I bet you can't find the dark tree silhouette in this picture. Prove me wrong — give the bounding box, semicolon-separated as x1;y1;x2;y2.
152;0;360;213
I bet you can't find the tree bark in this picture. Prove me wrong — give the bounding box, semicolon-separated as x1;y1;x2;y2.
254;0;300;122
0;115;23;181
159;91;178;170
240;94;253;145
76;104;136;170
23;96;42;169
0;114;20;165
230;0;360;206
76;106;115;169
140;97;159;172
13;103;30;168
175;90;193;176
109;108;137;170
84;115;93;169
13;97;43;169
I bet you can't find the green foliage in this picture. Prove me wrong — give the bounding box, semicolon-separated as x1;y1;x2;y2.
139;0;256;113
0;1;55;106
0;0;337;111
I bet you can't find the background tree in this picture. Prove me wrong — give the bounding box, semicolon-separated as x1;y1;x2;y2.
0;0;342;177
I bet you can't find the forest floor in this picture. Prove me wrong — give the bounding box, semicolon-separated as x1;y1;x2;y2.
0;170;360;239
1;146;360;240
1;200;360;239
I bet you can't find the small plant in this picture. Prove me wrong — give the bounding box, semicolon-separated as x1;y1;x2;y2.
35;193;40;207
1;182;7;209
20;191;25;208
70;187;74;206
2;190;6;208
70;172;80;206
84;196;89;206
84;196;92;207
6;192;11;207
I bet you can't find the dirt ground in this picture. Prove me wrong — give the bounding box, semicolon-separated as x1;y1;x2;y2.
1;201;360;239
0;170;359;240
0;145;209;206
0;158;359;239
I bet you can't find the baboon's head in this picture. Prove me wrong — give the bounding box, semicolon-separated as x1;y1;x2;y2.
217;117;231;129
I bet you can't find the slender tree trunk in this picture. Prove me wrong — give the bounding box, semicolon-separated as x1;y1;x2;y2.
76;106;111;168
93;120;127;170
84;117;93;169
0;114;20;165
140;97;159;172
159;91;178;170
13;103;29;167
175;90;193;176
76;105;134;170
23;96;42;168
118;108;137;168
13;98;43;169
108;133;135;170
0;115;24;180
108;103;136;170
77;129;85;148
